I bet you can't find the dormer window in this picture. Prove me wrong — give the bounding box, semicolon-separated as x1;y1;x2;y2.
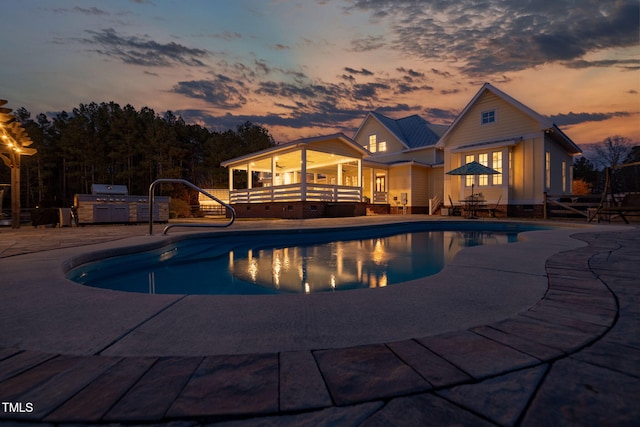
481;109;496;125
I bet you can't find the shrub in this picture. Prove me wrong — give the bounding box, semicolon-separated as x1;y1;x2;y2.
169;198;192;218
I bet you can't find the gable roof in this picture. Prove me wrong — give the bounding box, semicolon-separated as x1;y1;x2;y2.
436;83;581;154
220;132;367;168
359;111;442;150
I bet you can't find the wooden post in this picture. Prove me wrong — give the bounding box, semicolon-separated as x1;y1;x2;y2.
357;159;362;201
11;152;20;228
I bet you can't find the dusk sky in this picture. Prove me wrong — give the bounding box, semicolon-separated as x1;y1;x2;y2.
2;0;639;146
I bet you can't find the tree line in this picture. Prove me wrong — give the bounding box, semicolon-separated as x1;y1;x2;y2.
573;136;639;195
2;102;275;209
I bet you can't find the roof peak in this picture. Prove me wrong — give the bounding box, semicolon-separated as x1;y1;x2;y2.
368;111;441;149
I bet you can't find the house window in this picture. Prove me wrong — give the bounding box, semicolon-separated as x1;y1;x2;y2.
481;109;496;125
478;153;488;186
375;175;386;192
545;151;551;189
465;154;474;187
378;141;387;152
369;135;377;153
492;151;503;185
509;150;513;186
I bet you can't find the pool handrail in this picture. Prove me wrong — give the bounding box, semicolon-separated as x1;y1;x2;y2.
148;178;235;235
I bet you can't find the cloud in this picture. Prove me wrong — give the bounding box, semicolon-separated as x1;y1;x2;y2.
423;107;459;123
256;80;342;100
254;59;272;76
374;104;416;114
50;6;110;16
272;44;291;50
172;76;248;109
177;107;365;136
344;0;640;76
353;82;390;100
394;83;433;95
563;58;640;70
440;88;461;95
431;69;452;79
344;67;374;76
396;67;425;79
550;111;634;126
73;6;110;16
80;28;209;67
349;35;386;51
206;31;243;41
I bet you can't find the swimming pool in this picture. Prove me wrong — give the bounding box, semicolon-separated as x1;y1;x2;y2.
67;221;549;295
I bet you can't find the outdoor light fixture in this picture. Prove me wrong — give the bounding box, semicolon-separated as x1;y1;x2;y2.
0;99;37;229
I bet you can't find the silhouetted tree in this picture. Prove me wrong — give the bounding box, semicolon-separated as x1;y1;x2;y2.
592;135;633;170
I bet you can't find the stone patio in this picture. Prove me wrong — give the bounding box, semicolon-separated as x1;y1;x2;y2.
0;218;638;425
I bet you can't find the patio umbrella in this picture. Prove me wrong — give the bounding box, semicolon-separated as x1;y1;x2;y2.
446;161;501;198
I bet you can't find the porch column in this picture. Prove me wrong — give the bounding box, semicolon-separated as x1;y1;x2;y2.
337;162;343;185
247;163;252;190
228;167;234;191
357;159;362;201
370;168;375;203
271;156;277;202
300;148;307;201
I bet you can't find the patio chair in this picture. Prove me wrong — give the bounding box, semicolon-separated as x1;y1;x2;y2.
448;195;462;216
476;194;502;217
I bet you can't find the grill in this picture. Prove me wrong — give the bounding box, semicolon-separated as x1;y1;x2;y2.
91;184;128;196
74;184;169;224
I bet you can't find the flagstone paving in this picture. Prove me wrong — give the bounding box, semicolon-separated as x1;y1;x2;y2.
0;220;638;425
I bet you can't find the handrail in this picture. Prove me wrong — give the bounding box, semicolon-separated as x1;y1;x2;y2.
429;193;443;215
148;178;235;235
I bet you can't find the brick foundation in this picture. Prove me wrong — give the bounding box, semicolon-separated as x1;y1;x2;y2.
507;204;545;218
389;206;429;215
229;202;545;219
231;202;367;219
366;204;390;215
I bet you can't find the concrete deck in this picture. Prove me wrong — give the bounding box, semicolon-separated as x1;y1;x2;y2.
0;216;638;425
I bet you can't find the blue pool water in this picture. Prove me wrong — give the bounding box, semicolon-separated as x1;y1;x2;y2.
68;222;548;295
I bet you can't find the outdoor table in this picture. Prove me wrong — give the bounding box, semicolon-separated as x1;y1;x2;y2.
460;195;486;218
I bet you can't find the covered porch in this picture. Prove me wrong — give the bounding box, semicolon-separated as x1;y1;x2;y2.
221;134;388;214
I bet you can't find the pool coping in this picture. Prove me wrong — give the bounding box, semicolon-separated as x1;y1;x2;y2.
0;219;609;356
0;218;636;424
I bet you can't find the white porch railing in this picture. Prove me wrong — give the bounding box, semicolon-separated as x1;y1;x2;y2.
229;183;362;204
429;193;443;215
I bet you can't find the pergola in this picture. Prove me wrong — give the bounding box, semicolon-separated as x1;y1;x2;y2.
1;100;37;228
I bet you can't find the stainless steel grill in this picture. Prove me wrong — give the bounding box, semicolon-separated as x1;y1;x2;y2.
74;184;169;224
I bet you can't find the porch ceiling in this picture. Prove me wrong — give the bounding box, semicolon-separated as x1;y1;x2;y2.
237;148;358;173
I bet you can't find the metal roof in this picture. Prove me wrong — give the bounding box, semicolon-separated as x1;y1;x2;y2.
370;112;442;149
